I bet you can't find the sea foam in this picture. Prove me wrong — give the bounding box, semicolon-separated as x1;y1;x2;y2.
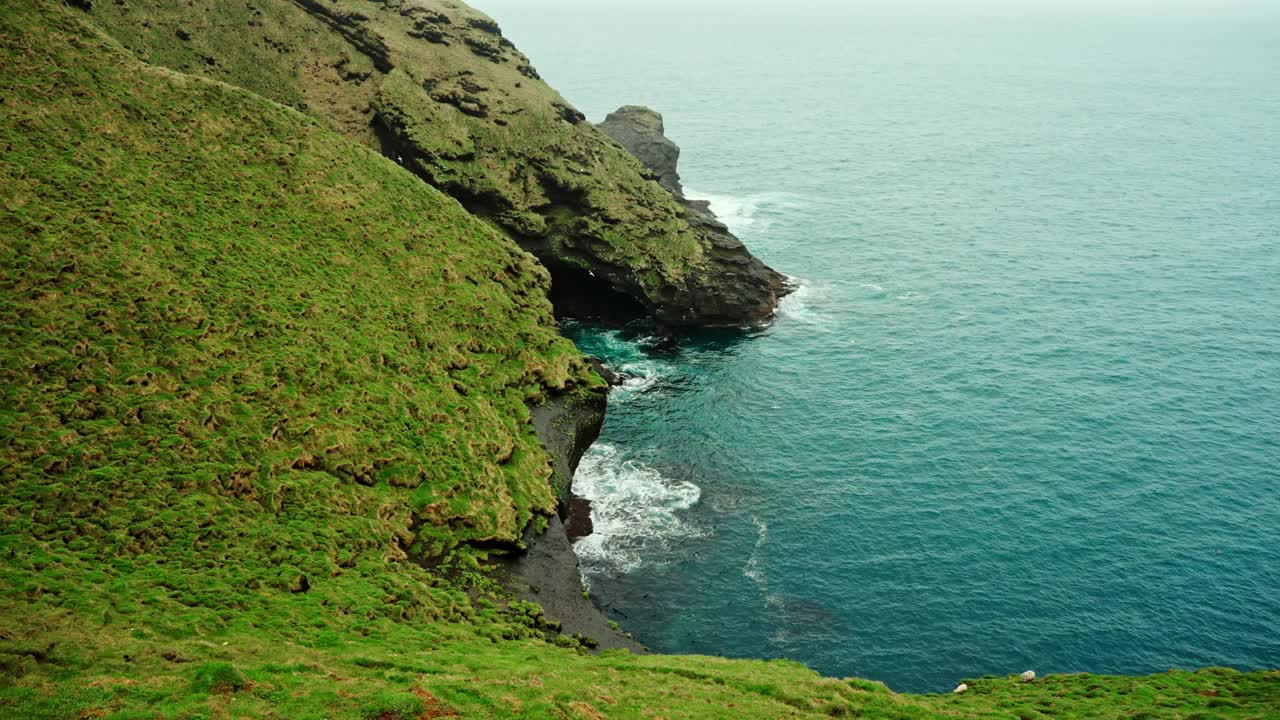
684;188;763;236
777;277;834;327
580;329;674;401
684;188;803;242
572;444;703;581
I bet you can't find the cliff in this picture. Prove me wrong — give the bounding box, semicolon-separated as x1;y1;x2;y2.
598;105;791;321
1;0;604;607
74;0;786;328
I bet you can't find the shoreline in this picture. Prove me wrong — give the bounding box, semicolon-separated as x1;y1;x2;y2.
496;367;647;653
495;104;788;655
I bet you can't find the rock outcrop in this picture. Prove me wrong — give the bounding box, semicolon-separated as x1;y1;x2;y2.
496;513;646;653
598;105;791;326
599;106;684;196
528;387;606;512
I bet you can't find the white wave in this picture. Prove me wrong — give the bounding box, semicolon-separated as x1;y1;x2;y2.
684;187;761;236
573;444;703;580
611;357;670;399
742;517;785;614
777;277;833;327
743;516;769;587
583;330;674;402
683;188;802;239
856;281;924;302
616;368;658;394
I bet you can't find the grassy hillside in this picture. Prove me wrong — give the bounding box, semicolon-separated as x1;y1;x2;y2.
73;0;785;327
1;3;1276;719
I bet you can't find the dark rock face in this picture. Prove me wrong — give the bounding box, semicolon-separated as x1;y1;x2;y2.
497;515;644;653
528;387;605;509
599;106;683;196
597;105;792;327
586;356;623;387
495;383;645;653
564;495;594;540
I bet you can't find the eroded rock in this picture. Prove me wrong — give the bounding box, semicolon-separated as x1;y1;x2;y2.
596;104;791;327
599;106;683;196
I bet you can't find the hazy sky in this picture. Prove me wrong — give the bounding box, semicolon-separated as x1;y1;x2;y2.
472;0;1278;19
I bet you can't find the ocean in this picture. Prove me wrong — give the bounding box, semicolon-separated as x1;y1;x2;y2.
475;1;1280;692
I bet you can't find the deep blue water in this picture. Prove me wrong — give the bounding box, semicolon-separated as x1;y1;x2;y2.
476;2;1280;692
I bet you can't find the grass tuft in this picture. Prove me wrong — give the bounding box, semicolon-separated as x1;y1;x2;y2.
189;662;250;694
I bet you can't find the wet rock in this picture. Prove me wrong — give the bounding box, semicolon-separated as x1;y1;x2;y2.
564;495;594;540
587;356;623;387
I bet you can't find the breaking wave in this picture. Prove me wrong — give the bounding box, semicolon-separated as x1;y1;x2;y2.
572;444;704;581
684;187;802;240
777;277;835;327
570;328;675;402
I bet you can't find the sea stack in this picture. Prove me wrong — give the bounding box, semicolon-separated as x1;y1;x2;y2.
598;105;792;326
599;106;685;197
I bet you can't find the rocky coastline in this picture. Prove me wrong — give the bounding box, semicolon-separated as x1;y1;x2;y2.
498;108;773;651
598;106;795;327
497;359;645;653
80;0;783;649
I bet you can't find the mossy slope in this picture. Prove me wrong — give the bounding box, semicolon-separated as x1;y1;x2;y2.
1;0;597;688
1;3;1276;719
75;0;786;327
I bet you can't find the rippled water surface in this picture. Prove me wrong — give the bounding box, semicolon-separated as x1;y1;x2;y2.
478;2;1280;691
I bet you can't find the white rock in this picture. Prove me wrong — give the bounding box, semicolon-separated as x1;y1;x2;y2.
1020;670;1036;682
953;683;968;694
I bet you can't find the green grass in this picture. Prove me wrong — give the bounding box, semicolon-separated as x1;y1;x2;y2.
1;3;1276;719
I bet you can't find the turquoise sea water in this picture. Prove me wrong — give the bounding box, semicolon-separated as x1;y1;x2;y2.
478;2;1280;692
